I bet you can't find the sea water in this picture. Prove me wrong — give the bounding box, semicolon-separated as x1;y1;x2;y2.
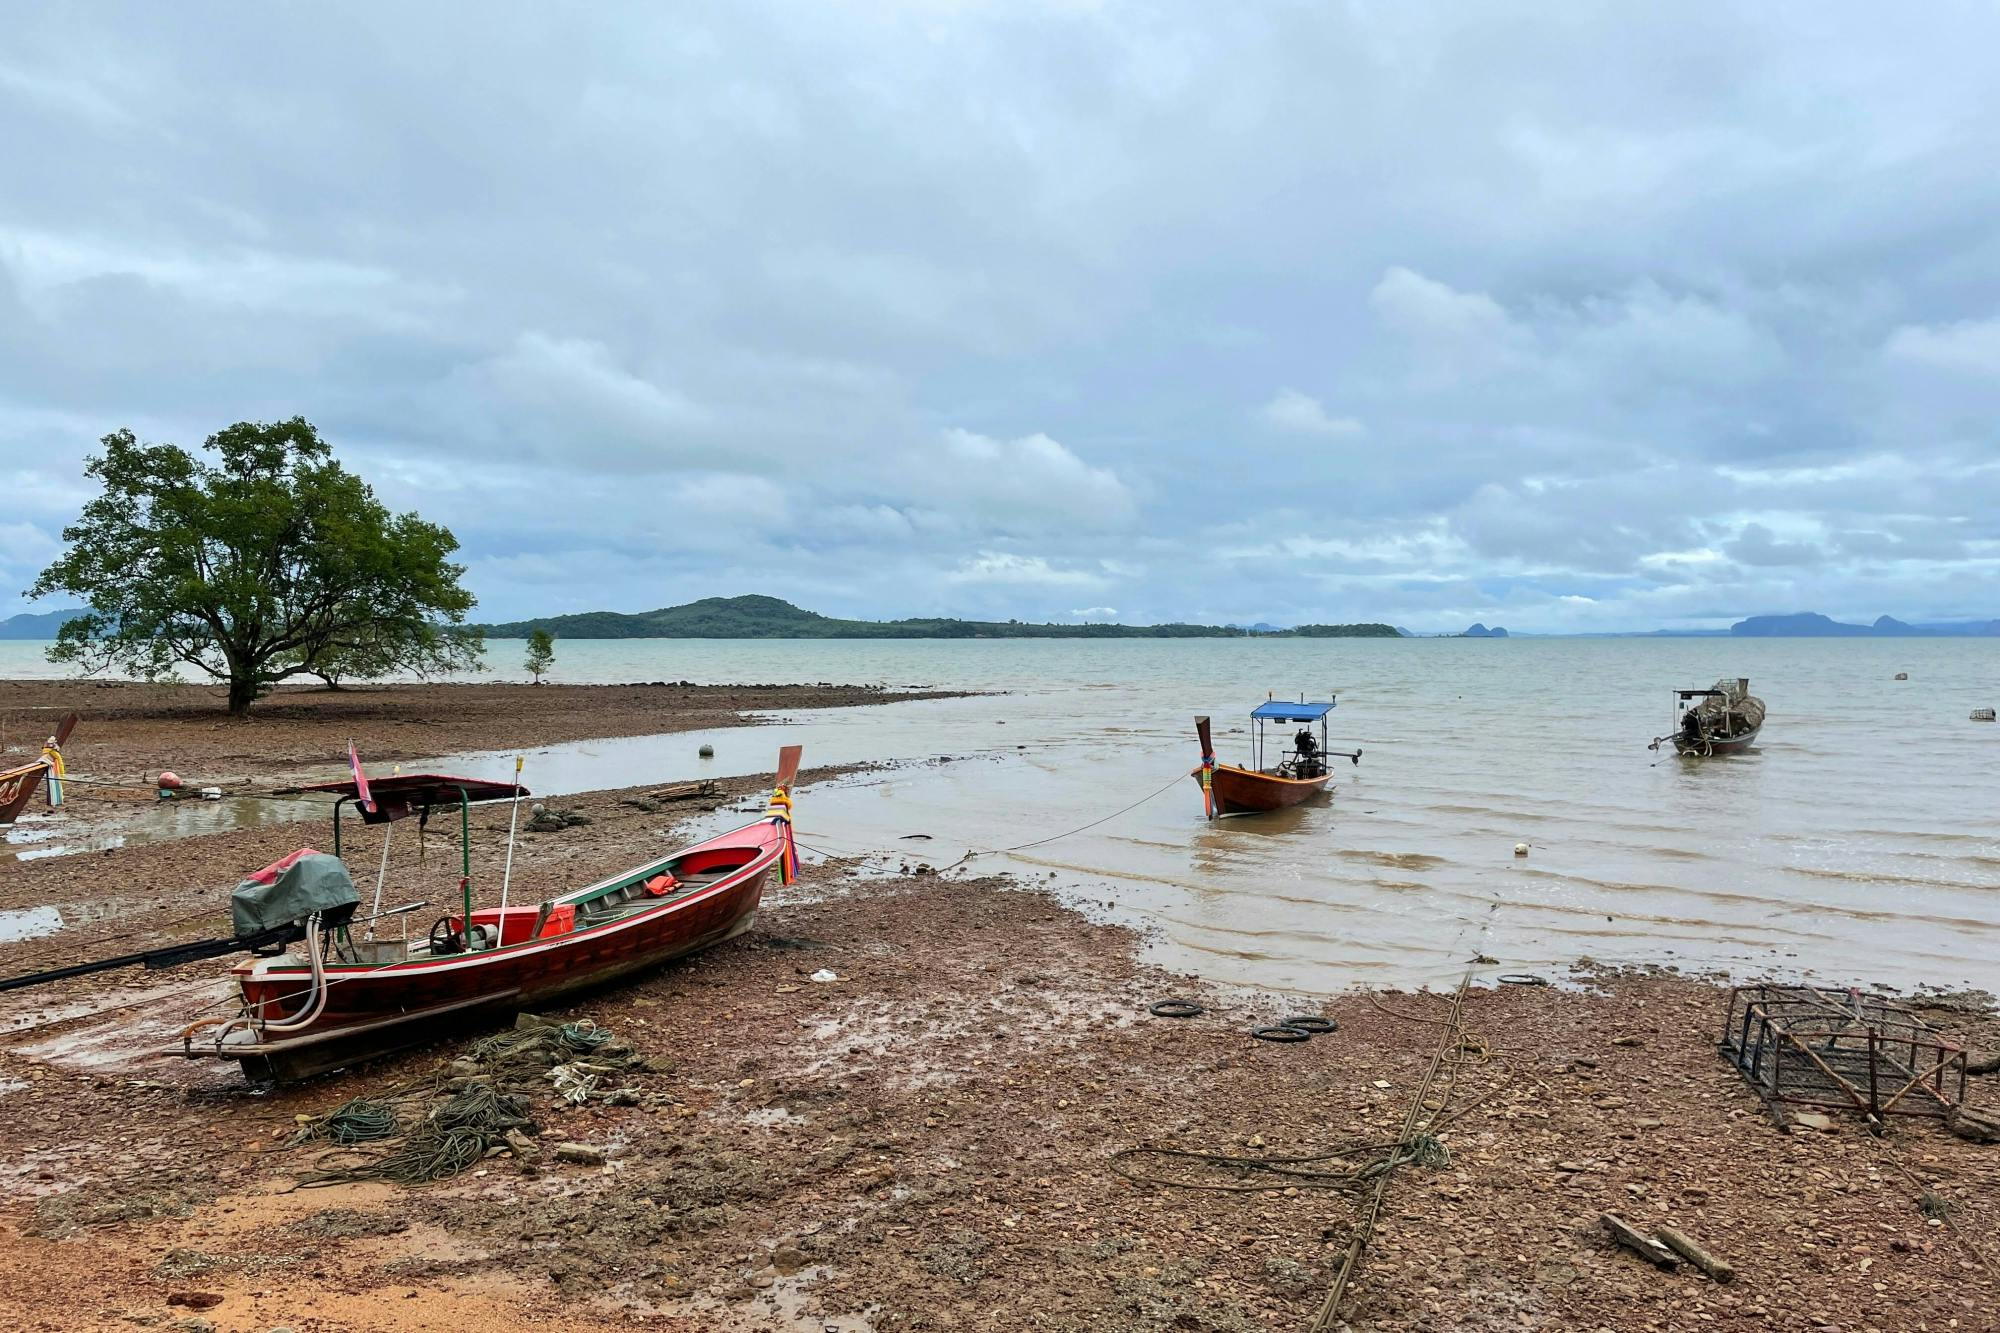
3;636;1996;995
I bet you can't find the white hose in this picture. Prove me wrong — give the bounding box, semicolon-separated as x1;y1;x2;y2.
213;914;332;1048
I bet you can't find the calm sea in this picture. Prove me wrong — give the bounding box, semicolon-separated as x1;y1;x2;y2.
4;636;1996;997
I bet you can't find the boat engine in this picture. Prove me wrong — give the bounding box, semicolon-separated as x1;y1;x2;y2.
1291;728;1328;779
230;849;360;949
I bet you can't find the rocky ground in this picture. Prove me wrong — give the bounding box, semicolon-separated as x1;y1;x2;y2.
1;687;1997;1332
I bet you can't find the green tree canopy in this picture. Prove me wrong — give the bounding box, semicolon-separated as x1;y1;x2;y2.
524;628;555;684
31;418;479;715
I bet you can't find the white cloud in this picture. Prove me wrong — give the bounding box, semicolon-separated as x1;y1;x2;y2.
1370;266;1522;349
1258;389;1363;437
945;551;1105;586
1884;316;2000;376
917;429;1136;533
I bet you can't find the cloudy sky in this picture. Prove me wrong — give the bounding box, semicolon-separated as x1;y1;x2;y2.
4;4;1998;632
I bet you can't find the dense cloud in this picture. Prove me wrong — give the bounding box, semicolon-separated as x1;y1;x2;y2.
3;3;1998;630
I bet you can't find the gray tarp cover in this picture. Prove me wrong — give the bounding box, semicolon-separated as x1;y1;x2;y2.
231;852;360;938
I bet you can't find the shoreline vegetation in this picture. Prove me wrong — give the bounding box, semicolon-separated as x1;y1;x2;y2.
1;679;1997;1330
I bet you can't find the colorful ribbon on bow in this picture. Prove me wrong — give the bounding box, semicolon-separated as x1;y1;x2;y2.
767;785;799;884
1198;754;1216;820
39;738;65;809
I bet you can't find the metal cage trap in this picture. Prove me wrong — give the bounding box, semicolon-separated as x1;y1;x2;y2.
1719;984;1969;1129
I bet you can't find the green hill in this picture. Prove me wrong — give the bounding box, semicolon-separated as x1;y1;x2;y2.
474;595;1402;640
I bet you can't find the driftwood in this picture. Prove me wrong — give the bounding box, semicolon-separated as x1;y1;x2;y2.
1657;1226;1736;1283
1601;1213;1678;1270
650;780;721;802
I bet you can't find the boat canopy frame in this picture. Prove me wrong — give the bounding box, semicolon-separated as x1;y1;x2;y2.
298;774;528;948
1249;697;1335;774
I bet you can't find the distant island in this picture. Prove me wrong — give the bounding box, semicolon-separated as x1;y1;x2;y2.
1729;612;2000;637
473;595;1404;640
0;607;85;640
11;600;1995;643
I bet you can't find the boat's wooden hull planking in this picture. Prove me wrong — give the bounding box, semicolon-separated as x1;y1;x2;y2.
211;821;784;1074
1189;762;1330;815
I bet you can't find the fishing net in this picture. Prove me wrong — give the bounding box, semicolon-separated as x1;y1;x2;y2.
1691;678;1766;736
293;1016;634;1188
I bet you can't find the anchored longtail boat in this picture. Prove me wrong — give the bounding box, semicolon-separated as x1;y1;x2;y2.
1651;678;1766;758
1192;701;1358;818
0;712;75;825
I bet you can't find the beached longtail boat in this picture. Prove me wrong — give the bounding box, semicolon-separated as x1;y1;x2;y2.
165;744;805;1081
0;712;76;825
1651;678;1766;757
0;744;798;1081
1192;702;1358;818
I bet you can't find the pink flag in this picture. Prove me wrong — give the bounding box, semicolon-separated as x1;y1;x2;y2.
348;739;375;813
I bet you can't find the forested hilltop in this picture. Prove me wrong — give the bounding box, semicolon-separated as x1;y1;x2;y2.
475;595;1403;640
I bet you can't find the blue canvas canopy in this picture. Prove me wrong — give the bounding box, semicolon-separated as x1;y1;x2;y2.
1251;699;1335;723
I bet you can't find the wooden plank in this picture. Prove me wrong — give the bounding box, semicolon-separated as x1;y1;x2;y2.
1657;1226;1735;1283
1602;1213;1679;1270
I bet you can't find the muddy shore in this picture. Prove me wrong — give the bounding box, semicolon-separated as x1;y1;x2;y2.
0;679;970;784
2;687;1997;1332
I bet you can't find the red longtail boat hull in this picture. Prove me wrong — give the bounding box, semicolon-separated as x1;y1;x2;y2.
205;817;788;1080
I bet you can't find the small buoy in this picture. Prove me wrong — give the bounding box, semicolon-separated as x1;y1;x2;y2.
698;744;715;758
531;802;547;816
157;770;183;790
1514;843;1529;857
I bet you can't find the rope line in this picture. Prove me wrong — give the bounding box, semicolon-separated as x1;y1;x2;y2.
1310;969;1478;1332
942;768;1191;869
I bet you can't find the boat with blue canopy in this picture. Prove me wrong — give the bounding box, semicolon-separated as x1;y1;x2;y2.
1192;697;1360;818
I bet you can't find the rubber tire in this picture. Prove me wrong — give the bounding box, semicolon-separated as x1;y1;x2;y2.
1280;1015;1337;1033
1149;999;1204;1019
1251;1025;1311;1043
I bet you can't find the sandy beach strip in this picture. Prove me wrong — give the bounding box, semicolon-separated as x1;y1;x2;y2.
0;682;1996;1332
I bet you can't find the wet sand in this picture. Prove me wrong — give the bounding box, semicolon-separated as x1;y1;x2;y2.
1;685;1998;1331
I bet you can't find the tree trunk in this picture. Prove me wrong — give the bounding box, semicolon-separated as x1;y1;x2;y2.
227;675;260;717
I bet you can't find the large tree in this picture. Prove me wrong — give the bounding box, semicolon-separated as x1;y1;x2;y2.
31;418;479;716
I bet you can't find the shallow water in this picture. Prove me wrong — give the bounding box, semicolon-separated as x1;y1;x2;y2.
7;636;1997;996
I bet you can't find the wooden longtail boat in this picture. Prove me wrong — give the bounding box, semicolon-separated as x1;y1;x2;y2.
1191;701;1358;818
0;712;76;825
1651;678;1766;758
167;745;803;1082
